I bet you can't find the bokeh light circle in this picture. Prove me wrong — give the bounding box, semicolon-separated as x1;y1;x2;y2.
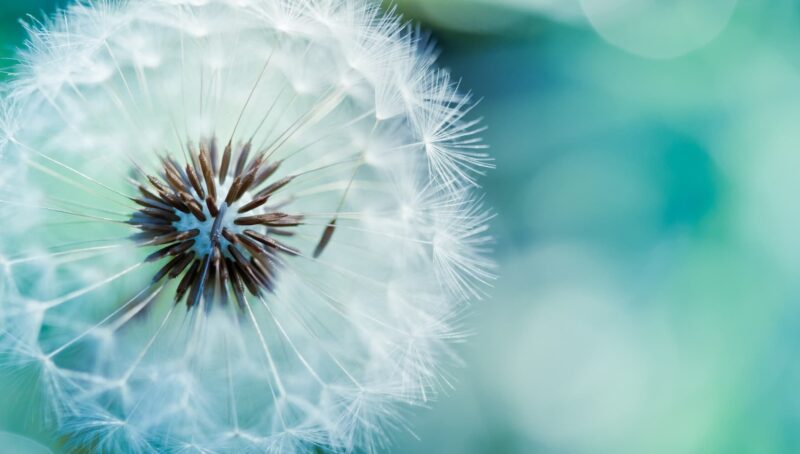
580;0;738;59
0;433;52;454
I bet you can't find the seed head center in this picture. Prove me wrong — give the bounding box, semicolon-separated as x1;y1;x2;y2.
128;137;303;309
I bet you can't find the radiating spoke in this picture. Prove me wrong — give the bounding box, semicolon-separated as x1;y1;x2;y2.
47;283;165;358
40;262;144;310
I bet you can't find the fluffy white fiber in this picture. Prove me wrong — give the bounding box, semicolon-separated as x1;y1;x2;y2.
0;0;493;452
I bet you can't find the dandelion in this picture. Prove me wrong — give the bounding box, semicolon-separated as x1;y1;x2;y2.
0;0;493;452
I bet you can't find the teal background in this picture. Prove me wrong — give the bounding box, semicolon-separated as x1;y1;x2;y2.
4;0;800;452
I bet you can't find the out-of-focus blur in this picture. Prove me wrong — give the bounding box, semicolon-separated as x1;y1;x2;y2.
3;0;800;452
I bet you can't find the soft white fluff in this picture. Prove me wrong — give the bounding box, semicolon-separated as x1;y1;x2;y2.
0;0;493;452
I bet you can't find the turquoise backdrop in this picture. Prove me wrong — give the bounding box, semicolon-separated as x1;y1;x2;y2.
3;1;799;452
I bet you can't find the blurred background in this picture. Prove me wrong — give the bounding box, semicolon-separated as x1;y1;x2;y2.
4;0;800;452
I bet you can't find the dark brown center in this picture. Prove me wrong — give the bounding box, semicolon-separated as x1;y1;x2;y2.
128;137;303;310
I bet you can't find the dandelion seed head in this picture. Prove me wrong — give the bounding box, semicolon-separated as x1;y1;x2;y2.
0;0;493;451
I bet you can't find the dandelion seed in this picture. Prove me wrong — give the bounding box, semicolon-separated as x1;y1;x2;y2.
0;0;493;452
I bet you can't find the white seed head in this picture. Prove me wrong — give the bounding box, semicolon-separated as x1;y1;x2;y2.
0;0;494;452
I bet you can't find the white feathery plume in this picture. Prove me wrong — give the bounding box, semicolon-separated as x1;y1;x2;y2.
0;0;494;452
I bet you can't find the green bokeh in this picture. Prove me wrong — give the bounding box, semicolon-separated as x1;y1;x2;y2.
3;0;800;453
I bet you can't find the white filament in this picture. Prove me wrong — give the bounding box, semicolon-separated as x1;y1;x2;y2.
0;0;494;452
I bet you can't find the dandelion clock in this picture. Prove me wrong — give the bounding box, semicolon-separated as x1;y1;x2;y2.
0;0;493;452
